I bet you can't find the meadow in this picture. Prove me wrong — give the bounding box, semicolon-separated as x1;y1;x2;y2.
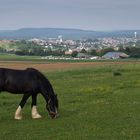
0;60;140;140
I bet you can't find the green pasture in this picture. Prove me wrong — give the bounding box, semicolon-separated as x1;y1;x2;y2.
0;53;140;63
0;62;140;140
0;53;41;61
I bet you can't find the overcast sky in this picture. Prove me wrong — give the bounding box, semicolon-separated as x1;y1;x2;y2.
0;0;140;30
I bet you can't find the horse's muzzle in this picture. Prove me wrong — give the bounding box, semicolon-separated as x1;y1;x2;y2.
49;111;59;119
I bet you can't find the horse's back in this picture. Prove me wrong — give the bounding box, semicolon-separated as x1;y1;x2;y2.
0;68;42;94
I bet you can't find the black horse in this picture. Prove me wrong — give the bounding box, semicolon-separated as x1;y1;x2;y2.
0;68;58;119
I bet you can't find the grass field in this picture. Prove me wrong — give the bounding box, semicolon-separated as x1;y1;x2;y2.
0;61;140;140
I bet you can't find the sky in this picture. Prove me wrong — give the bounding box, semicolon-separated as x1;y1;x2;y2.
0;0;140;31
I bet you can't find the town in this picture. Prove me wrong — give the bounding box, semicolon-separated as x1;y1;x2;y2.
0;32;140;60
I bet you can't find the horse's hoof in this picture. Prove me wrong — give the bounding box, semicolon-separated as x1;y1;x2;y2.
15;106;22;120
14;116;22;120
32;114;42;119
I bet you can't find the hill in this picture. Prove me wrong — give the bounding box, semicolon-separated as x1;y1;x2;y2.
0;28;140;39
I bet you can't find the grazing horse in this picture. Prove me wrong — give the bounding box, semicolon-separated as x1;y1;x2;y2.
0;68;58;120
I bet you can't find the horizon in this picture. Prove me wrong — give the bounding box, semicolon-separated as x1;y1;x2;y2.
0;27;140;32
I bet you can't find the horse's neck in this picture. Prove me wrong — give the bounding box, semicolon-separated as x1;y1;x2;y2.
41;86;54;103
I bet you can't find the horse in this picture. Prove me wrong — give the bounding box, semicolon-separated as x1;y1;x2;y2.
0;67;58;120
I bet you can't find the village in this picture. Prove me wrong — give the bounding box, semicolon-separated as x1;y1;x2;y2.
0;32;140;60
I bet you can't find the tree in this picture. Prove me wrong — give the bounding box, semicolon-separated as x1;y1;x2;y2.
89;49;97;56
125;47;131;54
129;47;140;58
71;51;78;57
14;41;46;56
80;48;87;53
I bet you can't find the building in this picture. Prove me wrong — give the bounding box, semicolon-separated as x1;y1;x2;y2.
65;49;73;55
102;52;129;59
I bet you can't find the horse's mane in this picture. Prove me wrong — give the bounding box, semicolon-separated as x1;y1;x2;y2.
26;68;54;96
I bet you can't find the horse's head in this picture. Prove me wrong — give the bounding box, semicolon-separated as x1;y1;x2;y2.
46;94;59;119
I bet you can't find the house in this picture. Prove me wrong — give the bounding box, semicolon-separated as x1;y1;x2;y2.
65;49;73;55
102;52;129;59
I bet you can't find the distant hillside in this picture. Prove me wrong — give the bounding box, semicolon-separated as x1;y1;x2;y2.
0;28;140;39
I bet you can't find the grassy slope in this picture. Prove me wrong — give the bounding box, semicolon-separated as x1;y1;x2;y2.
0;63;140;140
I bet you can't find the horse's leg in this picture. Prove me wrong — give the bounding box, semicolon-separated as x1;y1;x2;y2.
15;94;30;120
31;94;42;119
